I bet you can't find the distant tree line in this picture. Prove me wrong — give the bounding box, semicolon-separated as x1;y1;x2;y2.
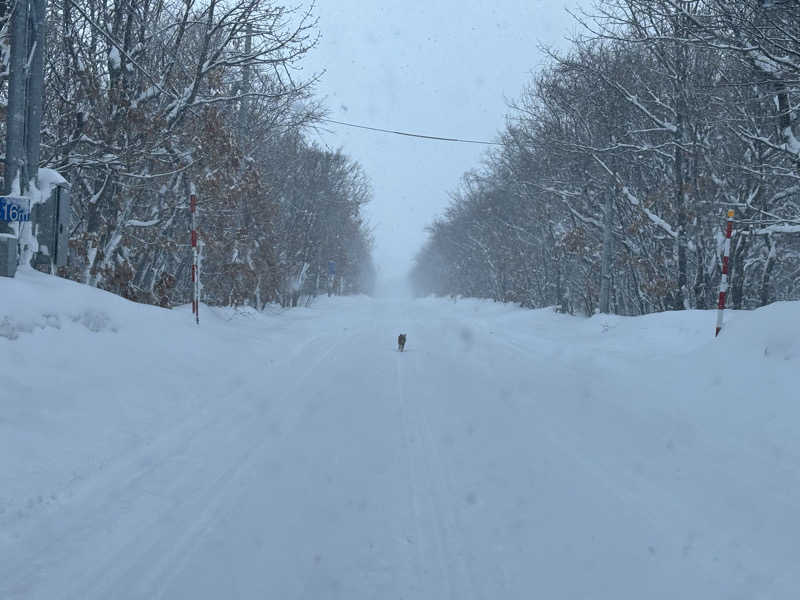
411;0;800;315
0;0;375;307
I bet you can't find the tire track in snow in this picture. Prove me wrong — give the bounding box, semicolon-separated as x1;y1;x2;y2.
0;327;360;600
395;349;453;599
410;345;481;600
87;327;363;600
395;324;478;600
0;327;330;539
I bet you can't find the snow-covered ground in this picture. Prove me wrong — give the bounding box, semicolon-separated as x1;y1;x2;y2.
2;271;799;599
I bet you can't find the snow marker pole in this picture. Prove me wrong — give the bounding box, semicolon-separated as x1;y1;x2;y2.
191;194;199;325
715;208;734;337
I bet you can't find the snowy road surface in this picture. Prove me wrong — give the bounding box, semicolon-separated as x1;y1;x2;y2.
2;274;799;598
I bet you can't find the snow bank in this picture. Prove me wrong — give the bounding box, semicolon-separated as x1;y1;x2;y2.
0;271;323;523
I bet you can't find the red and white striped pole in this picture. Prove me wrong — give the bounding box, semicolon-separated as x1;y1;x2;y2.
715;208;734;337
191;194;199;325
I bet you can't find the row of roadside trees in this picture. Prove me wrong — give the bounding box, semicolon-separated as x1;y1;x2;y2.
1;0;375;307
411;0;800;315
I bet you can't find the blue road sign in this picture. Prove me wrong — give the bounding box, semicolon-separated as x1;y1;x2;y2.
0;196;30;222
328;260;336;276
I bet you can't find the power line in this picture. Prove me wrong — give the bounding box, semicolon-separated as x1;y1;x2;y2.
320;118;502;146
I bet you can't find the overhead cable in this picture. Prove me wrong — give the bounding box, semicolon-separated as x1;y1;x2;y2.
320;118;502;146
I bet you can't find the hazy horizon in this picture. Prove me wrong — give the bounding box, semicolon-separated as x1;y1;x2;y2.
301;1;585;286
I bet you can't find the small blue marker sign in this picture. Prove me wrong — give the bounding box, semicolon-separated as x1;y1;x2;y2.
0;196;30;222
328;260;336;276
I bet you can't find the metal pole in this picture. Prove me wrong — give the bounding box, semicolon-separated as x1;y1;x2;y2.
191;194;199;324
715;209;734;337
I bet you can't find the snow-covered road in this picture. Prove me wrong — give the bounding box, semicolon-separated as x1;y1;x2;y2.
2;274;799;599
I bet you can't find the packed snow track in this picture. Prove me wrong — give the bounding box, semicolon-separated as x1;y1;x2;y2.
2;274;799;599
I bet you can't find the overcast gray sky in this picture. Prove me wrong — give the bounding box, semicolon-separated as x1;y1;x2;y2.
302;1;584;283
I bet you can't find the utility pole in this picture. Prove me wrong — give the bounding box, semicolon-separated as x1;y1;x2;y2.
2;0;47;277
4;0;29;198
26;0;46;190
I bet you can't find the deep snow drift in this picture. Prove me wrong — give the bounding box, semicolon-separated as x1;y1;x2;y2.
1;271;799;599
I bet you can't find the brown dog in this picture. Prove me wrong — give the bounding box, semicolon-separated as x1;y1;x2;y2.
397;333;407;352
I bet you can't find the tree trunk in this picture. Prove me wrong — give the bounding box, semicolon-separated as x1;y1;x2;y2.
673;5;690;310
673;113;689;310
730;235;748;309
598;190;614;313
759;236;776;307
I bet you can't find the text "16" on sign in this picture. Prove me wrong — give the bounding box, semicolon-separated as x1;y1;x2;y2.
0;197;31;223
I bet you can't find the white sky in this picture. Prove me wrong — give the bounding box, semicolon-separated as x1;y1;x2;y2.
301;1;584;282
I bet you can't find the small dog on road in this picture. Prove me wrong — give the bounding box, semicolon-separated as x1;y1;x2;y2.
397;333;407;352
